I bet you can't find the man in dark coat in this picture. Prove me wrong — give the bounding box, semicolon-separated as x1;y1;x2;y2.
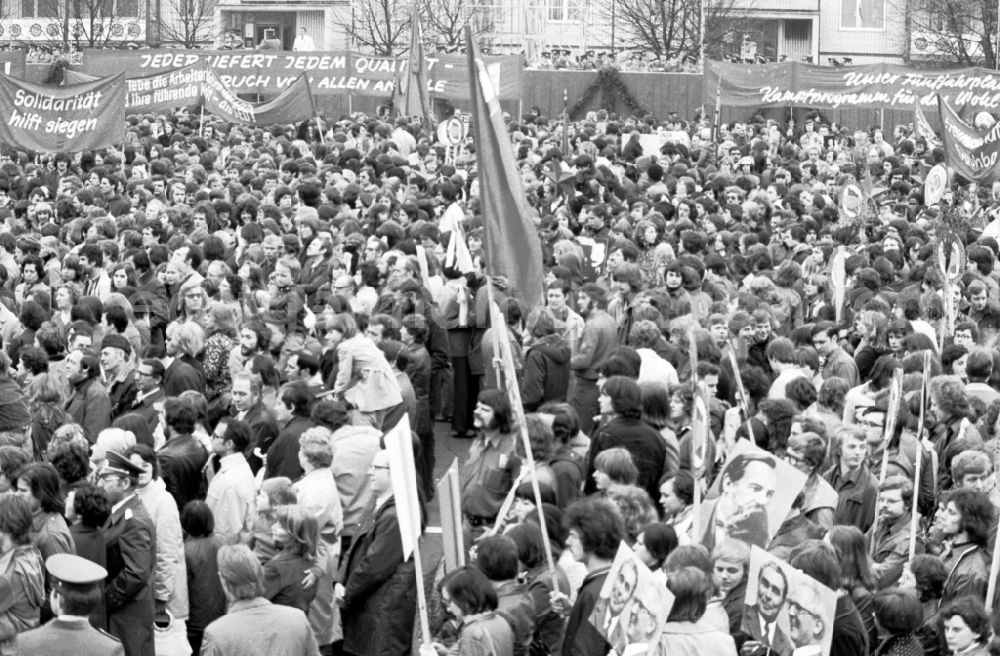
340;449;417;656
264;381;315;480
231;371;279;474
100;334;138;420
99;451;156;656
157;397;208;511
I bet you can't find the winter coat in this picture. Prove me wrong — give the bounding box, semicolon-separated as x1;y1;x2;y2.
341;497;417;656
520;333;571;411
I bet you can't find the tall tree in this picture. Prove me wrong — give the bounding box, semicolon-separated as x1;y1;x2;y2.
907;0;999;67
594;0;751;61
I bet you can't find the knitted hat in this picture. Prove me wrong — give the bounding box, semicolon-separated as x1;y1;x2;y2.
728;311;752;334
101;333;132;356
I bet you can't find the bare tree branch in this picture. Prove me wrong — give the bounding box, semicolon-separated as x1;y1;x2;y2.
158;0;216;47
905;0;998;67
346;0;410;55
419;0;499;49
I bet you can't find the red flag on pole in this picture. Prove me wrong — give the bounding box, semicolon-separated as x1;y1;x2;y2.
395;12;433;129
464;26;544;309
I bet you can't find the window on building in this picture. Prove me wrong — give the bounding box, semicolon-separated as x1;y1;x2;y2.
840;0;884;30
116;0;138;17
547;0;584;23
22;0;59;17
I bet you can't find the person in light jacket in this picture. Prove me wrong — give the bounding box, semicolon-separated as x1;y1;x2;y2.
125;445;189;635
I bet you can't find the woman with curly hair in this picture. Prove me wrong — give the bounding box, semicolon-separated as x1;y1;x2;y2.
633;218;675;288
604;483;657;545
853;310;893;381
25;373;68;461
202;302;238;404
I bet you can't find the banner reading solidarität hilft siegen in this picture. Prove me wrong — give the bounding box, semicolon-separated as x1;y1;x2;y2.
0;71;124;152
705;60;1000;111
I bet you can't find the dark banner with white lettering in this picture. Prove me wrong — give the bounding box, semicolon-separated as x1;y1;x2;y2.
80;49;522;100
202;70;315;125
938;94;1000;184
0;72;124;152
705;60;1000;110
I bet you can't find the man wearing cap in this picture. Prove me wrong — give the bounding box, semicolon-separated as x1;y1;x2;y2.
98;451;155;656
14;554;124;656
100;335;137;420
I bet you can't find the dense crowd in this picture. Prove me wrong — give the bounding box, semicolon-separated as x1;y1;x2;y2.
0;92;991;656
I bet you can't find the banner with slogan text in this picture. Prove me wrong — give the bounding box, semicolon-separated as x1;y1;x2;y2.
937;94;1000;185
80;50;522;101
0;72;124;152
202;69;316;126
705;60;1000;111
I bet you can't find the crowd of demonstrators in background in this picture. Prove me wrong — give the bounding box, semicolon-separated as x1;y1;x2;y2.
0;88;995;656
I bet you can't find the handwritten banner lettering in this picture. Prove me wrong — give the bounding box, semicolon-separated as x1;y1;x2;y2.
705;60;1000;110
80;49;522;100
0;72;123;152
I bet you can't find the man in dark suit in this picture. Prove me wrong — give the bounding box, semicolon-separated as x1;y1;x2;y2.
14;553;124;656
742;560;793;656
231;371;278;474
130;359;166;427
99;451;156;656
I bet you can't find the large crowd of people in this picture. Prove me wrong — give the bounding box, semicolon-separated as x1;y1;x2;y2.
0;83;989;656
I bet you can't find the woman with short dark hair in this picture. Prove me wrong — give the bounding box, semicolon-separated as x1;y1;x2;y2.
434;565;514;655
657;566;737;655
940;596;990;656
871;589;923;656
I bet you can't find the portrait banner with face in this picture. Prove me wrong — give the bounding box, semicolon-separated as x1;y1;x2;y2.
588;542;674;654
742;546;837;656
698;440;806;551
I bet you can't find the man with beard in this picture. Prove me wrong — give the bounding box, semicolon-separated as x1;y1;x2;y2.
230;371;278;474
869;475;921;589
459;390;521;542
78;243;111;299
570;284;617;436
742;560;793;656
698;452;776;551
228;322;269;377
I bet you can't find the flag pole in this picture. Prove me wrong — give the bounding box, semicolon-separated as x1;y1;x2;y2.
199;103;205;138
486;281;557;579
869;369;904;559
908;351;931;563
